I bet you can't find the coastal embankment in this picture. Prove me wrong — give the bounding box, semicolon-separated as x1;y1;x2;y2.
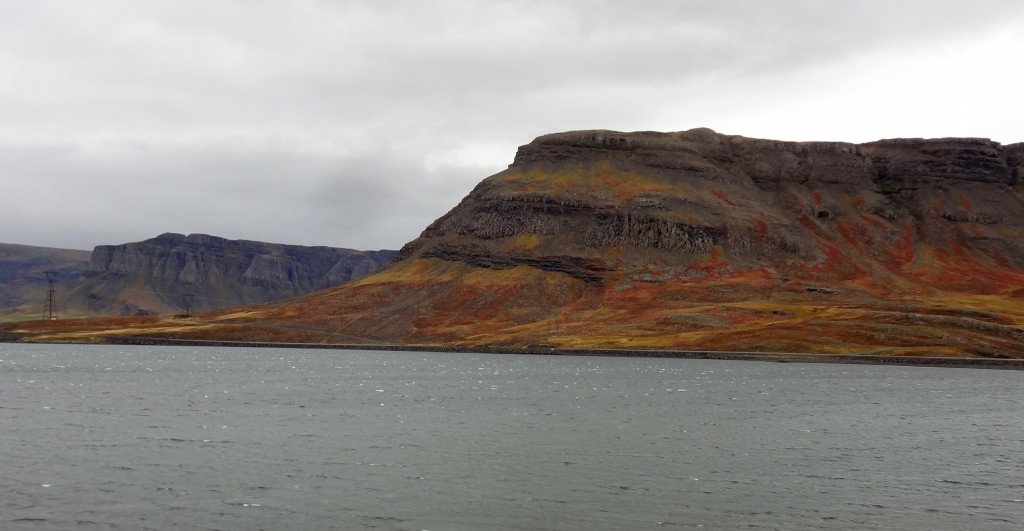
51;335;1021;370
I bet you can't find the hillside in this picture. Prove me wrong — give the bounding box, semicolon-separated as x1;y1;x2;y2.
7;129;1024;357
0;243;91;319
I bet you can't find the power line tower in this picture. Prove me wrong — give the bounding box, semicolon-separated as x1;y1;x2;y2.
180;294;194;317
43;271;58;320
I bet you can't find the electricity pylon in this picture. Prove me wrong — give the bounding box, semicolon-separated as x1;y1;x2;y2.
43;271;58;320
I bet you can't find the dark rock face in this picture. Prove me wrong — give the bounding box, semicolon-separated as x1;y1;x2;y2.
397;128;1024;288
419;242;614;285
70;233;396;315
583;213;726;254
865;137;1011;184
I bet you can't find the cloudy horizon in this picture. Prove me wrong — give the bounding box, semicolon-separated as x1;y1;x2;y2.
2;0;1022;252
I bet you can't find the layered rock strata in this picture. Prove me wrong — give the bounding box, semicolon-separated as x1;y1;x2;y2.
397;130;1024;289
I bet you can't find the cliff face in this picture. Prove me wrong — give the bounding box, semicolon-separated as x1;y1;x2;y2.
396;130;1024;290
66;233;395;315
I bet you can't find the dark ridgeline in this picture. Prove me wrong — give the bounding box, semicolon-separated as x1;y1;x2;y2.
65;233;396;315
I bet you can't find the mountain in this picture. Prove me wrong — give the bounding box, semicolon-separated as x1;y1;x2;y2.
0;243;91;319
59;233;396;315
6;129;1024;357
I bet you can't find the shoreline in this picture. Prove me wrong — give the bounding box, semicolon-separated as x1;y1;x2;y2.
9;335;1014;370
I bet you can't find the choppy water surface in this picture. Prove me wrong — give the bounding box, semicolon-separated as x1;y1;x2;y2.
1;344;1022;530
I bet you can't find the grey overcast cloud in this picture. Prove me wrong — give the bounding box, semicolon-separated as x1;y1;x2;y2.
1;1;1022;252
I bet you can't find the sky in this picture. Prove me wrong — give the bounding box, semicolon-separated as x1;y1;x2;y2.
1;0;1022;252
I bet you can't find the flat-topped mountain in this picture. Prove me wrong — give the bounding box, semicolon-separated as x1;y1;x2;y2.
8;129;1024;357
398;130;1022;287
62;233;396;315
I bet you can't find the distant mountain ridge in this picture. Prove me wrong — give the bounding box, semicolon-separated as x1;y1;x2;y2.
0;243;91;318
0;234;396;318
64;233;396;315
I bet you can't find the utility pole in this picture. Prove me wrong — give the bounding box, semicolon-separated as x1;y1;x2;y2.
43;271;58;320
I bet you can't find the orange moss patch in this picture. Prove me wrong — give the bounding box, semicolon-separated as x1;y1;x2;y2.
460;265;576;287
214;310;271;321
686;245;728;279
835;218;867;254
956;193;972;213
504;162;701;203
349;259;462;285
881;224;915;271
857;211;889;229
710;188;735;205
754;219;768;239
508;233;541;252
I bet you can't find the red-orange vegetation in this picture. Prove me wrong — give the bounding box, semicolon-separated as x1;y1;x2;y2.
710;188;735;205
881;224;915;272
811;190;823;208
835;218;867;255
918;242;1024;293
957;193;973;213
685;245;728;280
801;229;866;282
857;211;889;230
754;219;768;239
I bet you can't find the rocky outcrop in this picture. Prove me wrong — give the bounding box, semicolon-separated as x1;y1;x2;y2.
397;129;1024;289
418;242;614;285
68;233;396;315
864;137;1011;184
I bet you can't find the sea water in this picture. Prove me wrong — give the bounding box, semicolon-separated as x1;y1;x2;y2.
1;343;1022;530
